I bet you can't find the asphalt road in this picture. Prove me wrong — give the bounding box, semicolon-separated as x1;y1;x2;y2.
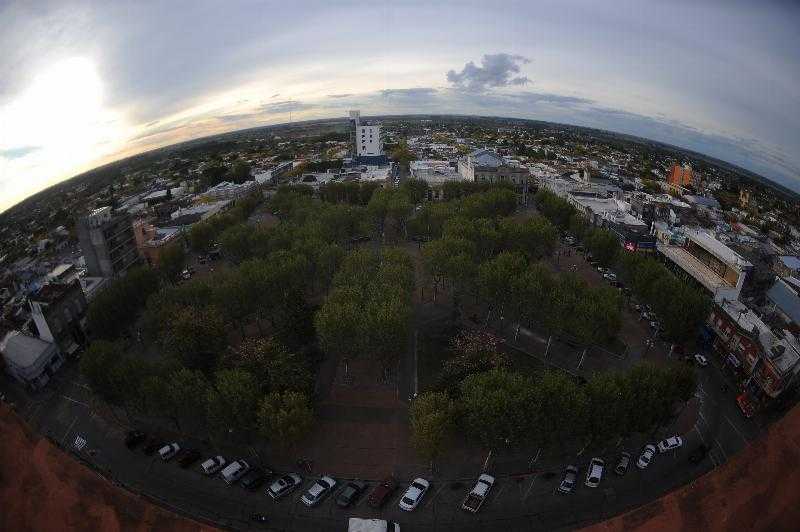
1;349;762;532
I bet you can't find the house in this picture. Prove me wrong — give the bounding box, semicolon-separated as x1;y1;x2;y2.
0;330;64;390
28;281;87;356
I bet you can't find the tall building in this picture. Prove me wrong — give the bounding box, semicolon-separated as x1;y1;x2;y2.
667;163;693;187
348;110;385;164
77;207;139;278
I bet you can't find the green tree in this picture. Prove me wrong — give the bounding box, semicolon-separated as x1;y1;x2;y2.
410;392;456;461
257;391;315;449
163;305;227;372
206;369;260;438
188;222;214;253
219;223;253;264
460;369;536;449
80;341;127;403
168;368;209;430
158;242;186;282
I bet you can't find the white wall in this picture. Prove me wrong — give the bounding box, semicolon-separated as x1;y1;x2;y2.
357;125;383;156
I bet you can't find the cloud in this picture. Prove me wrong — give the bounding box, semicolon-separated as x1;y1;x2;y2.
327;93;353;98
446;53;531;92
0;146;41;159
259;100;314;114
380;87;438;98
270;93;280;98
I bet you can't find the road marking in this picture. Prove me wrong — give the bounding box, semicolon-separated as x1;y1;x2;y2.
695;426;707;446
428;485;447;504
714;440;728;461
61;416;78;445
523;477;537;500
724;415;749;445
61;395;90;408
74;435;87;450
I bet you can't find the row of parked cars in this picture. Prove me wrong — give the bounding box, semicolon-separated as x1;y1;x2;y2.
557;435;692;493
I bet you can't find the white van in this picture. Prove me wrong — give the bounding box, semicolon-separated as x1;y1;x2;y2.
221;459;250;484
158;443;180;461
201;455;226;475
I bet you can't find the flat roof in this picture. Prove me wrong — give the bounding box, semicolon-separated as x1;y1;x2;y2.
683;227;752;271
658;244;733;292
0;331;55;368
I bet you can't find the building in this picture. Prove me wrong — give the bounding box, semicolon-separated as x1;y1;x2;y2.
202;180;258;201
77;207;139;278
667;163;693;187
739;188;751;209
0;330;64;390
349;110;387;165
773;255;800;278
132;220;184;267
766;277;800;327
28;280;87;356
409;160;461;200
657;227;752;302
708;298;800;406
458;149;528;185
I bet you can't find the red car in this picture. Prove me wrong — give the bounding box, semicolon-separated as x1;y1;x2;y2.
368;476;397;508
737;393;755;418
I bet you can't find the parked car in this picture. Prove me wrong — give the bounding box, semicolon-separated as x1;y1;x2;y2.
177;449;201;468
241;467;270;491
268;473;303;499
637;444;657;469
399;478;430;511
603;273;617;281
336;480;368;508
158;443;181;461
614;452;631;476
584;458;604;488
737;393;755;418
143;438;163;456
368;476;397;508
557;465;578;494
301;476;336;507
124;430;147;449
694;354;709;367
221;459;251;485
688;444;709;464
201;455;226;475
657;435;683;453
461;474;495;513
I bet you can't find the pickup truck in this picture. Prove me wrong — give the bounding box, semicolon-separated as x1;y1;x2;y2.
461;474;495;513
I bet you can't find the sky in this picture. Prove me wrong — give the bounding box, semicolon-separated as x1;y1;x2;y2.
1;0;799;212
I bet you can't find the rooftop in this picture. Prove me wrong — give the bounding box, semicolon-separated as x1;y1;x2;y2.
682;227;752;271
717;298;800;375
29;281;80;304
658;244;735;294
0;331;55;368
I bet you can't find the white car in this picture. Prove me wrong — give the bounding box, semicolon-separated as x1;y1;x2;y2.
158;442;180;461
399;478;430;511
603;273;617;281
200;455;226;475
301;476;336;507
694;354;709;367
268;473;303;499
657;435;683;453
637;444;657;469
584;458;604;488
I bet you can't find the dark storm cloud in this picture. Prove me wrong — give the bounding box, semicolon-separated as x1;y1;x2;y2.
447;53;531;92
